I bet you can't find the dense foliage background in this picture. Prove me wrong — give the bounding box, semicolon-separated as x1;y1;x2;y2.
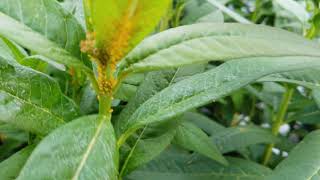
0;0;320;179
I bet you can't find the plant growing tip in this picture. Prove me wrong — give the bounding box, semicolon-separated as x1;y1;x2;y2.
81;0;172;115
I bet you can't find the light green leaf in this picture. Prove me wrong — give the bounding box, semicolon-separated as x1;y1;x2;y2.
273;0;309;24
127;150;271;180
0;12;91;73
213;126;278;153
0;146;34;180
174;121;227;165
265;130;320;180
119;56;320;143
117;23;320;74
0;36;27;62
207;0;251;24
181;0;223;24
259;68;320;89
0;0;87;61
197;10;224;23
17;115;118;180
61;0;86;28
0;56;79;135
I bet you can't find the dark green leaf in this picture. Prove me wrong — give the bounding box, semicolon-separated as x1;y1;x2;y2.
212;126;278;153
174;121;227;165
127;150;271;180
0;145;34;180
265;130;320;180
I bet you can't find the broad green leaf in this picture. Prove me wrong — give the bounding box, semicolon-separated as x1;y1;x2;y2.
127;150;271;180
117;68;203;174
117;66;205;175
174;121;227;165
88;0;171;56
265;130;320;180
0;146;34;180
17;115;118;180
120;124;176;176
0;56;79;135
0;0;87;61
117;23;320;74
115;70;177;136
0;12;91;73
118;56;320;142
116;65;206;136
212;126;278;153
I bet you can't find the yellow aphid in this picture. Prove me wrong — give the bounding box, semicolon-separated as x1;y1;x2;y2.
106;13;134;71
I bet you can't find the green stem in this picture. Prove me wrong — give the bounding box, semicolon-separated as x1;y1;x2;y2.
99;94;112;117
262;85;294;165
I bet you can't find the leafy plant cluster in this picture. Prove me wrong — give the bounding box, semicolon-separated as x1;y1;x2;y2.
0;0;320;179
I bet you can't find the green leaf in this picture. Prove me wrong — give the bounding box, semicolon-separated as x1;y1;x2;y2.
273;0;309;24
0;56;79;135
182;112;226;136
118;56;320;142
17;115;118;180
127;150;271;180
0;123;28;142
0;12;91;73
181;0;223;24
0;0;87;61
265;130;320;180
115;70;177;136
212;126;278;153
0;146;34;180
88;0;171;53
116;65;205;136
259;68;320;89
206;0;251;24
60;0;86;28
117;23;320;74
117;66;206;175
174;121;227;165
0;36;27;62
120;124;177;176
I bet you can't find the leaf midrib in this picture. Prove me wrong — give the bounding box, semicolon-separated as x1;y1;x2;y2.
71;117;105;180
123;33;319;71
0;90;65;123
